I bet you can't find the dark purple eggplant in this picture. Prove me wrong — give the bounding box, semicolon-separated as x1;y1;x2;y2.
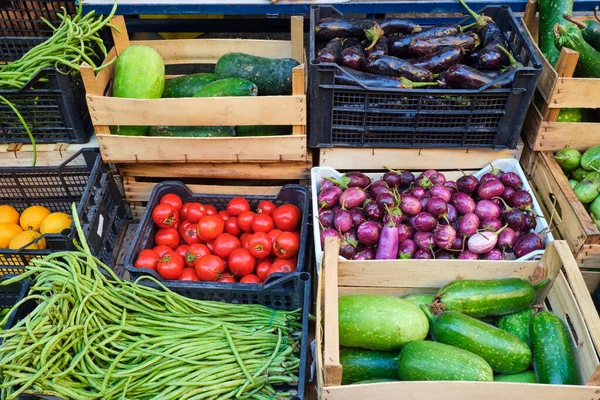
317;38;343;63
514;233;544;258
456;175;479;194
443;204;459;225
387;33;414;58
419;196;431;210
342;46;367;70
363;36;389;59
376;191;398;209
409;46;465;73
382;170;401;188
315;18;375;41
462;50;480;66
350;209;366;228
365;55;434;82
502;186;516;203
353;246;376;260
334;67;436;89
364;200;383;220
444;181;458;195
481;249;503;260
343;38;361;49
503;208;527;232
408;33;480;58
509;190;533;211
445;64;499;89
378;18;422;35
498;227;517;251
398;239;417;259
500;172;523;189
320;228;341;246
451;235;465;251
345;171;372;189
370;180;391;198
397;223;411;242
319;209;335;228
478;42;509;70
318;186;343;209
437;252;455;259
414;248;433;259
458;250;479;260
523;211;537;231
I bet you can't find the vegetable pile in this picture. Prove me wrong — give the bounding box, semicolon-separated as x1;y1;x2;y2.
337;277;581;385
134;193;302;283
0;204;303;399
317;166;545;260
314;0;522;89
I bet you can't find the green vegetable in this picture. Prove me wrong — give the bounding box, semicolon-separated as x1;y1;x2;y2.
587;171;600;181
497;308;534;347
404;293;436;307
555;148;581;171
531;311;580;384
494;370;537;383
214;52;300;95
590;196;600;220
429;310;532;374
354;379;397;384
555;24;600;78
538;0;573;66
340;347;399;385
573;178;599;203
162;73;216;98
148;125;235;137
569;179;579;189
397;341;493;382
557;108;583;122
193;78;258;97
581;144;600;170
235;125;292;137
571;167;588;181
562;13;600;52
338;295;429;351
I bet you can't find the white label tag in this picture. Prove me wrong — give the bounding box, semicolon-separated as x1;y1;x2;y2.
97;214;104;237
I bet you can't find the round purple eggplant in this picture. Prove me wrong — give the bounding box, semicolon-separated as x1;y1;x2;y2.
458;212;480;236
420;196;431;210
426;197;448;218
481;249;503;260
436;251;455;259
369;180;391;198
414;231;434;250
429;185;452;203
376;191;397;209
444;181;458;195
350;209;366;228
475;200;501;220
480;218;502;232
442;204;458;226
477;179;505;200
458;250;479;260
412;212;438;232
398;170;415;188
413;248;433;259
509;190;533;211
501;186;516;203
480;172;500;183
456;175;479;194
340;187;367;209
320;228;341;246
433;225;456;250
383;209;404;226
411;186;427;199
318;186;343;209
353;246;376;260
382;170;401;188
345;171;372;189
357;221;382;246
319;209;335;228
498;227;517;251
398;239;417;259
321;179;338;191
364;200;383;220
514;232;544;258
523;211;537;231
334;209;353;233
451;235;465;251
500;172;522;189
451;192;476;215
340;239;357;259
397;223;411;242
400;195;422;216
503;208;526;231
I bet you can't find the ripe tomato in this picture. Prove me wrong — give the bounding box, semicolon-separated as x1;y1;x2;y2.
134;249;159;270
213;233;242;259
205;205;218;215
257;200;277;216
227;197;251;216
157;251;184;280
240;232;251;249
273;231;300;259
175;244;189;259
272;204;301;231
218;210;230;221
194;255;225;281
197;215;225;242
217;273;236;283
180;203;191;221
160;194;183;212
228;248;256;277
268;257;297;277
251;214;274;233
247;232;272;259
240;274;262;284
224;217;242;236
237;211;256;233
267;229;282;244
155;228;180;249
184;243;211;268
153;245;172;258
185;203;206;224
152;204;179;229
179;268;200;281
255;261;272;281
179;221;200;245
206;240;214;252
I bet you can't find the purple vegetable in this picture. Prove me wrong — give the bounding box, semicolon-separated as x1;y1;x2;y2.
474;200;501;220
376;191;397;209
444;181;458;195
500;172;522;189
400;195;422;216
340;187;367;209
369;180;391;198
376;224;400;260
413;248;433;259
436;252;455;259
320;228;341;246
344;228;358;244
477;179;505;200
481;218;502;232
406;225;415;238
501;186;516;203
442;204;458;225
397;223;411;242
429;185;452;203
456;175;479;194
414;231;434;250
420;196;431;210
433;225;456;250
398;170;415;188
353;246;376;260
383;208;404;226
458;212;480;236
467;230;500;254
411;186;427;199
319;209;335;228
523;211;537;231
480;172;500;183
509;190;533;211
458;250;479;260
318;186;342;209
345;171;372;188
364;200;383;220
412;212;438;232
481;249;503;260
514;232;544;258
451;235;465;251
321;180;337;191
357;221;381;246
498;227;517;251
382;171;401;188
398;239;417;259
450;192;476;215
334;209;353;233
503;208;526;231
416;169;445;189
426;197;448;218
340;239;357;259
350;209;366;227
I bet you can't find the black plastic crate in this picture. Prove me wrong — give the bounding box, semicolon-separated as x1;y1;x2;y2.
0;275;32;336
0;149;129;274
0;1;76;37
309;5;543;150
125;181;311;286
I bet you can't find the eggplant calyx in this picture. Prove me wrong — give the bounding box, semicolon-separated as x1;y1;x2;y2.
458;0;493;28
497;45;522;68
562;14;587;30
364;23;384;51
324;175;351;190
401;77;439;89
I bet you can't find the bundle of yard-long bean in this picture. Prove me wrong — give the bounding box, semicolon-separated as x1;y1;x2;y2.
0;203;303;400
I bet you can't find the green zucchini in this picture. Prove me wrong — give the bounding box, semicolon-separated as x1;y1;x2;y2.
340;347;399;385
162;73;216;98
569;179;579;189
571;167;588;181
494;370;537;383
403;293;436;307
557;108;583;123
235;125;292;137
193;78;258;97
214;52;300;95
338;295;429;351
397;341;493;382
563;14;600;52
581;144;600;171
497;308;534;348
555;148;581;172
430;311;532;374
573;179;599;203
590;195;600;220
555;25;600;78
538;0;573;66
531;311;580;384
147;126;235;137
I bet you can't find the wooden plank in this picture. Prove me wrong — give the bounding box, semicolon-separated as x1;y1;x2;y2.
97;134;307;163
315;250;325;394
581;271;600;293
521;18;557;103
79;62;102;97
522;0;537;39
87;95;306;126
576;245;600;267
95;47;118;94
0;137;99;167
549;78;600;108
110;16;130;56
323;238;342;387
292;65;307;135
290;16;304;64
541;48;579;122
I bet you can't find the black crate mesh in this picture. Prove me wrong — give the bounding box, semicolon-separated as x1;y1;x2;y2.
0;0;75;37
0;36;44;61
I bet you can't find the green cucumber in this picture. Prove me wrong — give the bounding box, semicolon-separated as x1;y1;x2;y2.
497;308;534;348
569;179;579;189
397;341;493;382
403;293;436;307
555;148;582;172
340;347;399;385
147;126;235;137
555;25;600;78
338;295;429;351
494;370;537;383
586;171;600;182
430;310;532;374
193;78;258;97
162;73;216;98
214;52;300;95
590;195;600;220
562;14;600;53
571;167;588;181
235;125;292;137
581;144;600;171
538;0;573;66
434;278;539;318
573;179;599;203
531;311;580;384
557;108;583;122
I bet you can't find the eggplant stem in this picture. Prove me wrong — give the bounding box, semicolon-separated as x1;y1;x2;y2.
460;21;478;31
497;45;522;68
458;0;492;27
562;14;587;30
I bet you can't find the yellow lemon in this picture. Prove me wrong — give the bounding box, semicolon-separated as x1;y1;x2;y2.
9;230;46;250
0;205;20;225
20;206;51;232
40;212;72;235
0;223;23;248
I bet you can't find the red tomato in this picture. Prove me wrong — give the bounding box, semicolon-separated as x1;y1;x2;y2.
251;214;274;233
179;222;200;245
273;231;300;259
160;194;183;212
179;268;200;281
152;203;179;229
194;255;225;281
217;273;236;283
183;203;205;224
224;217;242;236
227;197;251;216
237;211;256;233
184;243;211;268
175;244;189;259
267;257;297;277
218;210;230;221
134;249;159;271
157;251;184;280
240;233;251;249
153;245;172;258
213;233;242;259
255;261;272;281
155;228;180;249
197;215;225;242
205;205;218;215
247;232;272;259
267;229;283;244
206;240;214;252
272;204;301;231
228;248;256;277
180;203;191;221
257;200;277;216
240;274;262;284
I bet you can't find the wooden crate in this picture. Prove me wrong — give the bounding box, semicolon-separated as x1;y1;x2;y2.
521;0;600;152
316;238;600;398
80;16;310;180
0;135;98;167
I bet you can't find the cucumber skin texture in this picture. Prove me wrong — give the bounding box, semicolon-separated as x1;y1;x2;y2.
497;308;534;348
193;78;258;97
558;108;583;122
556;26;600;78
494;370;537;383
340;347;399;385
398;341;493;382
338;295;429;351
581;144;600;171
147;126;235;137
431;311;532;374
531;311;580;384
235;125;292;137
162;73;216;98
110;125;148;136
538;0;573;66
436;278;535;318
404;293;436;307
573;179;599;204
214;52;300;95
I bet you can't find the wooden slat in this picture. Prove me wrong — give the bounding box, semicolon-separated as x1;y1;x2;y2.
290;16;304;63
95;47;118;94
549;78;600;108
521;18;557;103
0;137;98;167
323;238;343;387
541;48;579;121
292;65;307;135
79;62;102;97
581;271;600;293
110;16;130;56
